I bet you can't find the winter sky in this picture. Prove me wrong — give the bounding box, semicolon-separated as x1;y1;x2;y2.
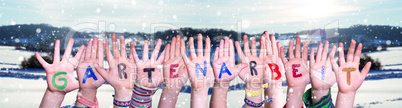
0;0;401;34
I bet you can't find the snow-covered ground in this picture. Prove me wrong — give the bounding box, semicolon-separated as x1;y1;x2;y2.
1;46;402;107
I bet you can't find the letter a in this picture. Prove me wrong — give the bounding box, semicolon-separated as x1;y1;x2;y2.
219;62;232;78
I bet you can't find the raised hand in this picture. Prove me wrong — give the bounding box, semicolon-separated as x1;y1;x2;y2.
132;38;166;88
180;34;214;108
261;32;284;108
280;37;310;87
262;32;284;88
212;37;247;83
235;35;265;108
235;35;265;89
162;35;188;89
74;37;106;107
330;40;371;107
210;37;248;108
94;34;135;101
158;35;188;108
280;37;309;108
76;37;106;91
38;39;85;107
309;41;336;103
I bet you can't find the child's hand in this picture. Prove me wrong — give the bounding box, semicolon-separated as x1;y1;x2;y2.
162;35;188;90
262;32;284;89
330;40;371;107
133;39;166;88
36;38;84;94
330;40;371;93
180;34;214;89
235;35;264;90
76;37;105;90
94;34;136;101
212;37;247;84
309;41;336;103
280;37;310;88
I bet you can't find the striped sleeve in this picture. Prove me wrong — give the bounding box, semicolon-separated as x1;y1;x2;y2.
302;88;335;108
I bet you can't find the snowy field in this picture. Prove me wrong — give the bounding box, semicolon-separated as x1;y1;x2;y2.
1;46;402;107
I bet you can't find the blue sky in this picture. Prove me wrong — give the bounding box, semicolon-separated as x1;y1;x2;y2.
0;0;401;34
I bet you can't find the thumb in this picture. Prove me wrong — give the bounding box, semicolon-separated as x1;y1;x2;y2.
236;63;248;73
94;63;108;80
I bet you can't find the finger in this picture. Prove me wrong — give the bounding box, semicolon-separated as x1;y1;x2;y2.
213;47;219;61
181;39;191;64
156;43;166;64
235;63;248;75
205;37;211;59
189;37;197;59
280;46;288;64
338;42;346;65
119;35;127;58
360;62;371;78
143;40;149;61
235;41;246;62
62;38;74;62
91;37;98;59
164;44;170;62
302;41;309;61
73;45;85;66
243;35;251;56
176;35;181;58
219;39;224;57
295;37;301;58
104;39;113;62
353;43;363;63
347;40;356;62
251;37;257;56
329;45;339;75
224;37;229;57
98;41;104;66
322;41;329;61
288;40;294;59
271;34;278;56
79;50;86;62
170;37;176;58
277;42;282;58
265;33;272;55
85;40;92;60
129;41;133;60
94;63;108;79
197;34;203;57
35;52;50;68
112;33;119;59
229;40;235;61
310;48;315;65
259;36;265;59
53;40;60;63
316;42;323;62
151;39;162;62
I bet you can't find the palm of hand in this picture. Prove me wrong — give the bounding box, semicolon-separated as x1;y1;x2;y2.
310;60;335;89
45;62;79;93
105;58;136;89
284;58;310;87
186;57;214;88
337;62;363;93
136;60;163;88
77;61;105;89
212;56;238;82
163;58;188;89
238;56;264;84
263;55;284;84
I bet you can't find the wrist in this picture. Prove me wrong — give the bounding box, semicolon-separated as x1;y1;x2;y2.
46;88;66;96
213;81;230;89
246;83;262;91
114;88;133;101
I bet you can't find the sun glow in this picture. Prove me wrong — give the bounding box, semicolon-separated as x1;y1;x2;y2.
294;0;340;18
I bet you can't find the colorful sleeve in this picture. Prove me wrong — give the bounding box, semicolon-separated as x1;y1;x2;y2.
130;82;158;108
302;88;335;108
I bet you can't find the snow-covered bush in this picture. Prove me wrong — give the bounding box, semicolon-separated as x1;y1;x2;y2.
20;55;53;69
